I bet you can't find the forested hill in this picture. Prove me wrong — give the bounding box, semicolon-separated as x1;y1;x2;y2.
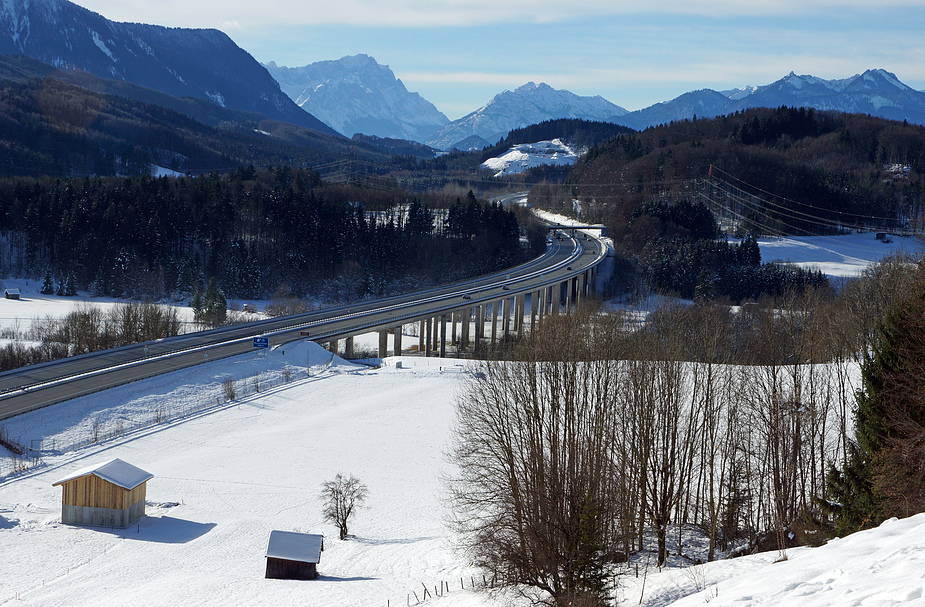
0;54;395;177
0;170;526;302
479;118;635;162
568;107;925;240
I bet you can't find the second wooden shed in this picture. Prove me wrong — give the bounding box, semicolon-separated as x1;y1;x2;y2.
265;530;324;580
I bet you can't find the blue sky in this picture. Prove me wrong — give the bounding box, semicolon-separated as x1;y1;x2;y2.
75;1;925;120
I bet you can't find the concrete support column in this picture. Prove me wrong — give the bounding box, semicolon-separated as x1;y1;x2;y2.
432;316;439;352
552;284;559;315
530;291;538;330
328;340;338;353
393;326;402;355
515;294;525;335
512;295;520;333
378;330;388;358
461;309;470;347
425;317;433;357
490;301;499;344
440;315;447;358
419;320;426;353
475;305;484;341
451;311;458;344
502;297;511;337
345;336;354;359
564;280;572;312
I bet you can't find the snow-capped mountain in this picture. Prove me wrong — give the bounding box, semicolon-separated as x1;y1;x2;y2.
265;55;449;143
616;69;925;130
729;69;925;123
615;89;735;131
0;0;336;134
480;139;579;177
428;82;628;151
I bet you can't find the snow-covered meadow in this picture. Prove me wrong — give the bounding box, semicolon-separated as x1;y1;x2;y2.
480;139;578;177
1;231;924;606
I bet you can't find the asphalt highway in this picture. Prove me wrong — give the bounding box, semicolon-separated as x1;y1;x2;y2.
0;228;605;421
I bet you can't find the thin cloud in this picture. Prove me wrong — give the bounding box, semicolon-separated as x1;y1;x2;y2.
73;0;925;29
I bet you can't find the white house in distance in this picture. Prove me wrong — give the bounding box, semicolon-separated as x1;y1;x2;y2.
52;458;153;528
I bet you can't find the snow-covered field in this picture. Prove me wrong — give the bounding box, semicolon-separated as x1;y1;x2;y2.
757;232;923;278
480;139;578;177
1;231;924;606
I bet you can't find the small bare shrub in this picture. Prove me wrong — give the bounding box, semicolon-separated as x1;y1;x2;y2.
222;377;236;401
0;425;25;455
91;416;102;443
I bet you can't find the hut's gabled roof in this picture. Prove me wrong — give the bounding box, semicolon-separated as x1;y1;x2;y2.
52;458;153;490
265;530;323;564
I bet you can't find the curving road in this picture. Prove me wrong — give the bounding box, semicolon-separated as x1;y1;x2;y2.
0;216;606;421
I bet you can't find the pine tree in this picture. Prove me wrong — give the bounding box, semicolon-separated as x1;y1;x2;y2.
41;271;55;295
191;289;204;322
203;278;227;327
64;274;78;297
820;260;925;532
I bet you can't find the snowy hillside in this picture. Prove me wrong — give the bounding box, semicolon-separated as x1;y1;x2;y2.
265;55;449;143
0;0;334;134
428;82;627;151
0;233;923;606
480;139;578;177
2;338;924;606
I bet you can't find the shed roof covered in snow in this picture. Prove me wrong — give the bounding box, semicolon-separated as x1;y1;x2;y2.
266;530;323;564
52;458;153;490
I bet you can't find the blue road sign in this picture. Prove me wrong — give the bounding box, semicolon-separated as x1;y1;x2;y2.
253;337;269;348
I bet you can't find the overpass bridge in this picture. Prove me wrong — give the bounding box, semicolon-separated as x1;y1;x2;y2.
0;228;606;421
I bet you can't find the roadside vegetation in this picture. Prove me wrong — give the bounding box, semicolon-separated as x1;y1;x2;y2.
449;253;923;606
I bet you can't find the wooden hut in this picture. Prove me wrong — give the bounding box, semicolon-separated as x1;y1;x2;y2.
52;458;153;528
265;530;323;580
4;288;20;300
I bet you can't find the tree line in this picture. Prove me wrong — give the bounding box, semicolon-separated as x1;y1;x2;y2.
0;301;182;371
449;254;918;606
0;169;526;302
542;107;925;237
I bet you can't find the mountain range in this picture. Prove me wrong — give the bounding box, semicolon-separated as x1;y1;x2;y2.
0;0;337;135
2;0;925;161
427;82;629;151
424;70;925;150
612;69;925;131
265;55;448;144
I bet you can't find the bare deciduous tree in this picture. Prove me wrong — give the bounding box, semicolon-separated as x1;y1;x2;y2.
321;474;368;540
447;310;625;607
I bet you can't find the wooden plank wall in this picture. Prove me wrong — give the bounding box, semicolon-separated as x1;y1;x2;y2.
60;476;146;510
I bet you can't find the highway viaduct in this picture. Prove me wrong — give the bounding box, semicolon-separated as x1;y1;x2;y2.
0;225;607;421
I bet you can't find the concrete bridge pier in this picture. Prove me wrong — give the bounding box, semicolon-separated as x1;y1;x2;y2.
393;326;402;355
502;297;511;337
475;305;484;341
345;336;354;359
419;320;426;353
490;301;499;344
515;294;525;335
425;318;433;357
462;308;471;348
378;329;389;358
440;315;447;357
